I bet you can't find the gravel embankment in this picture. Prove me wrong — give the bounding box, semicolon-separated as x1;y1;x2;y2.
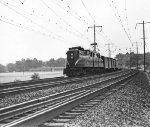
65;72;150;127
0;72;124;108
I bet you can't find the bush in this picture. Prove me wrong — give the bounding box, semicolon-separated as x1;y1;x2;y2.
14;79;21;82
31;73;40;80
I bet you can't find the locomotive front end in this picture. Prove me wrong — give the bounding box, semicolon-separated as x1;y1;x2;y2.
66;49;79;67
63;47;81;76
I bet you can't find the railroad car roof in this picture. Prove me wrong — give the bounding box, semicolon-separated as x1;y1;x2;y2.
69;46;84;50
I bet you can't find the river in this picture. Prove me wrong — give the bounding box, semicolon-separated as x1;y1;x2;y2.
0;71;63;83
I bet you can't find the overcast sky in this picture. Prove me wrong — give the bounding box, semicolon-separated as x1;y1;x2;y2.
0;0;150;65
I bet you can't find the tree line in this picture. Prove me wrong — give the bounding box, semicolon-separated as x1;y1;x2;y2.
0;58;65;72
115;52;150;68
0;52;150;73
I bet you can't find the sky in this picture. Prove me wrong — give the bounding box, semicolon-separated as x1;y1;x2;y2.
0;0;150;65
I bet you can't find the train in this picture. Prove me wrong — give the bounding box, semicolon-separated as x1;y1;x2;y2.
63;46;122;77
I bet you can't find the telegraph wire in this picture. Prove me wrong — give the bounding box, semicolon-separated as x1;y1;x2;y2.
0;1;69;41
0;16;51;37
124;0;132;42
77;0;114;51
62;0;116;52
111;0;133;47
49;0;94;44
40;0;92;43
5;0;86;43
2;0;44;20
18;0;26;5
6;0;44;18
61;0;89;26
80;0;95;24
0;2;80;46
111;0;133;46
0;16;79;46
1;0;93;47
43;0;92;43
4;0;87;43
79;0;115;53
50;0;89;27
106;0;133;47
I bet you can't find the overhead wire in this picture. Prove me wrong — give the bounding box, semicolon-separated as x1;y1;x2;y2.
0;1;80;46
2;0;92;45
40;0;92;43
18;0;26;5
2;0;133;56
80;0;95;24
0;1;60;37
0;15;79;46
7;0;87;43
48;0;94;43
79;0;114;55
78;0;118;55
106;0;133;48
6;0;45;18
60;0;117;55
61;0;90;26
79;0;105;52
50;0;89;27
124;0;132;43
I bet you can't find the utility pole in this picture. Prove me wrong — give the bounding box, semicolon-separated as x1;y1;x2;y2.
135;21;150;71
87;24;102;67
136;42;139;69
105;43;112;57
87;24;102;53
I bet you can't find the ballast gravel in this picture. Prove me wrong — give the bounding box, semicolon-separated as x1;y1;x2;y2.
64;72;150;127
0;71;126;108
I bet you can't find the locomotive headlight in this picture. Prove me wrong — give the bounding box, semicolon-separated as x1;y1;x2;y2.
71;53;73;59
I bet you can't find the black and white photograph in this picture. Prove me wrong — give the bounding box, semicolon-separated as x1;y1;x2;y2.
0;0;150;127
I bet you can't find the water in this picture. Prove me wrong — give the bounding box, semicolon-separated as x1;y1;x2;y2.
0;71;63;83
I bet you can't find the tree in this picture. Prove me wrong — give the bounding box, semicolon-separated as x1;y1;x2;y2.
115;52;150;68
55;58;65;67
15;61;23;72
0;64;6;72
4;57;66;72
7;63;16;72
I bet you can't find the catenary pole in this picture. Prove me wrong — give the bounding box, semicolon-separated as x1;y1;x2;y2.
135;20;150;71
87;24;102;67
87;24;102;53
136;42;139;69
105;43;112;57
143;21;146;71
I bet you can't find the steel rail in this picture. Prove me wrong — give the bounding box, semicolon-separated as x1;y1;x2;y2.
0;76;65;89
1;71;137;127
0;70;135;122
2;73;135;127
0;70;131;116
0;70;126;97
0;90;88;122
0;70;124;90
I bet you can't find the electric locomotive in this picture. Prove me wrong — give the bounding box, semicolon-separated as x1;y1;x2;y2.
63;46;121;77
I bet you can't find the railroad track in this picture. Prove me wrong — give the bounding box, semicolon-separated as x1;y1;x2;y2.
0;70;138;127
0;70;127;97
0;76;65;89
